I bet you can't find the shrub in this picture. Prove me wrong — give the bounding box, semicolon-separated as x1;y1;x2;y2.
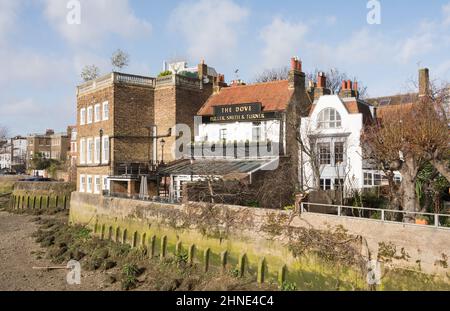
158;70;172;77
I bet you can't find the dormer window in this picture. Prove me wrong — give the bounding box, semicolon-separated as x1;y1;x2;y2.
317;108;342;129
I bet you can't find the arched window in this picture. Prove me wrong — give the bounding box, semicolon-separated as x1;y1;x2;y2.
317;108;342;129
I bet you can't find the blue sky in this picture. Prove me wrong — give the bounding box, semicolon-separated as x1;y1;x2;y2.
1;0;450;135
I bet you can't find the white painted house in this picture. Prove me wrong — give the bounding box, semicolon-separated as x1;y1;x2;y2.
300;80;387;195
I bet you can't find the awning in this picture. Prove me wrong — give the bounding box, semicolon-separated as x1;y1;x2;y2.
158;158;278;177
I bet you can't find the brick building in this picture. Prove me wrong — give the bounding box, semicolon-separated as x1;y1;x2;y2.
76;61;218;196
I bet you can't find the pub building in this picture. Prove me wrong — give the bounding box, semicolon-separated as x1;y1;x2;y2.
160;57;309;201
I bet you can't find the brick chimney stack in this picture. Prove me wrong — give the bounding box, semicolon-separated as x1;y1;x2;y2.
310;72;331;100
419;68;430;98
288;56;305;90
198;59;208;80
339;80;358;98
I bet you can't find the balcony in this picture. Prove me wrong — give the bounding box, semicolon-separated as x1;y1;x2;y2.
109;162;161;179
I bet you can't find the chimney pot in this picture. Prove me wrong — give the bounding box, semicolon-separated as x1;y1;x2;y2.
347;80;352;90
353;81;358;91
317;72;326;88
291;57;297;70
342;81;347;90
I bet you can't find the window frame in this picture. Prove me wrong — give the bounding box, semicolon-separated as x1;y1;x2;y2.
102;136;109;164
80;175;86;192
87;138;93;164
80;108;86;125
94;175;101;194
334;142;345;166
94;104;101;122
318;143;331;165
87;106;93;124
102;101;109;121
317;108;342;129
86;175;93;193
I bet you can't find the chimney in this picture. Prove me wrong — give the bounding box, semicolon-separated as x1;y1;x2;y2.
288;56;305;90
198;59;208;79
317;72;326;88
312;72;331;100
419;68;429;98
339;80;357;98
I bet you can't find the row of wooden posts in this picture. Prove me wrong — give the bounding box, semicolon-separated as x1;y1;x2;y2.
9;194;69;210
93;222;288;286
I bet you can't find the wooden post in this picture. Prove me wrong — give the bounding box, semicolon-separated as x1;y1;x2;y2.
160;236;167;260
188;244;196;266
204;248;211;273
175;241;182;255
221;251;228;272
122;229;128;244
257;258;266;284
100;225;105;240
238;254;247;278
278;265;287;287
132;231;138;248
141;233;147;248
149;235;156;258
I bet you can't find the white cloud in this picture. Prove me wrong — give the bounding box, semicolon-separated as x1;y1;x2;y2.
0;98;40;117
169;0;249;64
260;17;308;69
0;0;21;45
42;0;152;46
0;49;72;86
443;3;450;26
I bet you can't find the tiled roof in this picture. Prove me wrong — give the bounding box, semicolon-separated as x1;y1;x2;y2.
367;93;417;120
198;80;293;116
375;102;414;119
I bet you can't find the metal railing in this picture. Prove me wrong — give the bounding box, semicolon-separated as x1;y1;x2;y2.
110;162;159;177
301;202;450;230
104;191;181;205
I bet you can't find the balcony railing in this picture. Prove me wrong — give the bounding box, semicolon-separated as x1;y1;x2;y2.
110;162;160;177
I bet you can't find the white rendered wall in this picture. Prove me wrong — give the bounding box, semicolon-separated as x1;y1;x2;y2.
300;95;364;193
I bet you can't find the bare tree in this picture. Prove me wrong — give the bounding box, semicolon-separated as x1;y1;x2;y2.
111;49;130;72
306;68;368;99
253;67;368;98
80;65;100;82
0;126;8;139
253;67;290;83
362;93;449;221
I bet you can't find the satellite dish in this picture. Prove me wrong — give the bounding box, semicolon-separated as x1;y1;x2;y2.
203;76;210;84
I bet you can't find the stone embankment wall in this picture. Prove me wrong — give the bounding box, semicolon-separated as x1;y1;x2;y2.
70;192;450;290
9;182;76;210
0;176;22;194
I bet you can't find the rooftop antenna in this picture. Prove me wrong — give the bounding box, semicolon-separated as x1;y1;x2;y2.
234;69;240;81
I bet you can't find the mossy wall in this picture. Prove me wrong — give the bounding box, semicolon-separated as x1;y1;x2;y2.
9;181;75;210
0;176;22;194
69;192;450;290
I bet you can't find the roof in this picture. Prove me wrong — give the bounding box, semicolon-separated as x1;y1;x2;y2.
198;80;293;116
309;96;374;124
366;92;418;120
159;159;276;177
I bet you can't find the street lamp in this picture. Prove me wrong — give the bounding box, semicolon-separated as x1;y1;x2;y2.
160;139;166;164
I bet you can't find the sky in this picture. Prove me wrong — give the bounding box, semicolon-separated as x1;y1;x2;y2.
1;0;450;136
